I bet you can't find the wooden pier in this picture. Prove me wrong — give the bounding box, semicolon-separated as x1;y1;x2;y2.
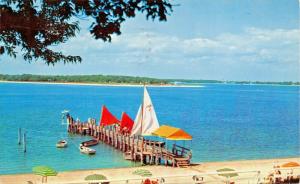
67;115;192;167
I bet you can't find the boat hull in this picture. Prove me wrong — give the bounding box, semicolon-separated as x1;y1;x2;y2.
56;140;68;148
81;139;99;147
79;146;96;155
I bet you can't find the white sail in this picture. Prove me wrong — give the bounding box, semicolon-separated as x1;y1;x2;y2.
131;87;160;136
131;105;142;136
141;87;159;135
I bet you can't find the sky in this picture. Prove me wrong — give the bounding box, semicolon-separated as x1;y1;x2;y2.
0;0;299;81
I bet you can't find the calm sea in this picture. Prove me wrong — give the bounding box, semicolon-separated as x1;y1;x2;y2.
0;82;299;174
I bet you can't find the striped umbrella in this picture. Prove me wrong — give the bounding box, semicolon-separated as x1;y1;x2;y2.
217;168;238;184
133;169;153;177
85;174;107;180
217;168;238;177
85;174;108;184
32;166;57;183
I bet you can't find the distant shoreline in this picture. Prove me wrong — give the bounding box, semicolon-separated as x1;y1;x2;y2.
0;74;299;86
202;82;300;87
0;80;203;88
0;80;298;88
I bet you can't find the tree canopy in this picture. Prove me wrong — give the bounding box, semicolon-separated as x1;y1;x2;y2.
0;0;173;64
0;74;169;84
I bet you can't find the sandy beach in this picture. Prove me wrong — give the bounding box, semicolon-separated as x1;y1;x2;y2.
0;80;203;88
1;157;299;184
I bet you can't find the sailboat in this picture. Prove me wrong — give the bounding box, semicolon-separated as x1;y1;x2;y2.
131;86;160;136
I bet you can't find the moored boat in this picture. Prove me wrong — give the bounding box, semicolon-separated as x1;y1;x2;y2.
56;140;68;148
81;139;99;147
79;145;96;155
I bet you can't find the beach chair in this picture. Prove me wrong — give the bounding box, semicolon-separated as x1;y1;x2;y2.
159;178;166;184
192;175;204;184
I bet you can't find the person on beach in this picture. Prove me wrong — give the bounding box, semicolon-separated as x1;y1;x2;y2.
121;127;129;135
274;169;282;183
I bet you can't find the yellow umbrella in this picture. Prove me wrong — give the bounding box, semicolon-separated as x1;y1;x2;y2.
152;125;179;138
152;125;192;140
166;129;192;140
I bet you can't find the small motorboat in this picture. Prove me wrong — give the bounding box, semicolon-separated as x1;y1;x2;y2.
79;145;96;155
81;139;99;147
56;140;68;148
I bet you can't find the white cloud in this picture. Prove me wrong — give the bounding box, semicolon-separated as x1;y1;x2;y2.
57;26;299;68
91;27;299;67
4;27;298;81
105;27;299;81
52;31;106;54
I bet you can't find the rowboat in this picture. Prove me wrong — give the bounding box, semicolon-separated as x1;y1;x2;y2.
56;140;68;148
79;145;96;155
81;139;99;147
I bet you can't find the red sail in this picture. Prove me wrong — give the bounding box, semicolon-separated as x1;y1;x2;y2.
99;106;119;126
120;112;134;133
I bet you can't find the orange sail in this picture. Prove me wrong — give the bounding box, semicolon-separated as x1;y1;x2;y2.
99;106;119;126
120;112;134;133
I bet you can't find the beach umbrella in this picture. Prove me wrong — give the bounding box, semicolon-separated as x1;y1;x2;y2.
85;174;107;180
217;168;238;184
281;162;300;168
85;174;108;184
133;169;153;177
152;125;192;156
32;166;57;183
281;161;300;182
217;168;238;177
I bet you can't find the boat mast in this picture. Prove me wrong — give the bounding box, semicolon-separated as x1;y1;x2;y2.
140;85;145;136
99;106;104;127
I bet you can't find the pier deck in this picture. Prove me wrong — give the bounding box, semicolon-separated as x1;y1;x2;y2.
67;116;192;167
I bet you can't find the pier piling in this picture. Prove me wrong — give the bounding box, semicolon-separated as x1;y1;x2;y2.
18;128;21;145
23;131;26;153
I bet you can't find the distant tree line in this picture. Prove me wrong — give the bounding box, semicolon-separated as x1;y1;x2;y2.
0;74;169;85
0;74;299;86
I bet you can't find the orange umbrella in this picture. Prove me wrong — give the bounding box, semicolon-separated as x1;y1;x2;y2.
152;125;179;138
281;162;300;168
167;129;192;140
152;125;192;140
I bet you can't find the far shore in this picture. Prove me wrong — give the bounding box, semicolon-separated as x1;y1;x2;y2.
1;157;299;184
0;80;203;88
1;80;299;88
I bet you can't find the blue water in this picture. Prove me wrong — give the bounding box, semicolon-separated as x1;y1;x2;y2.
0;83;299;174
